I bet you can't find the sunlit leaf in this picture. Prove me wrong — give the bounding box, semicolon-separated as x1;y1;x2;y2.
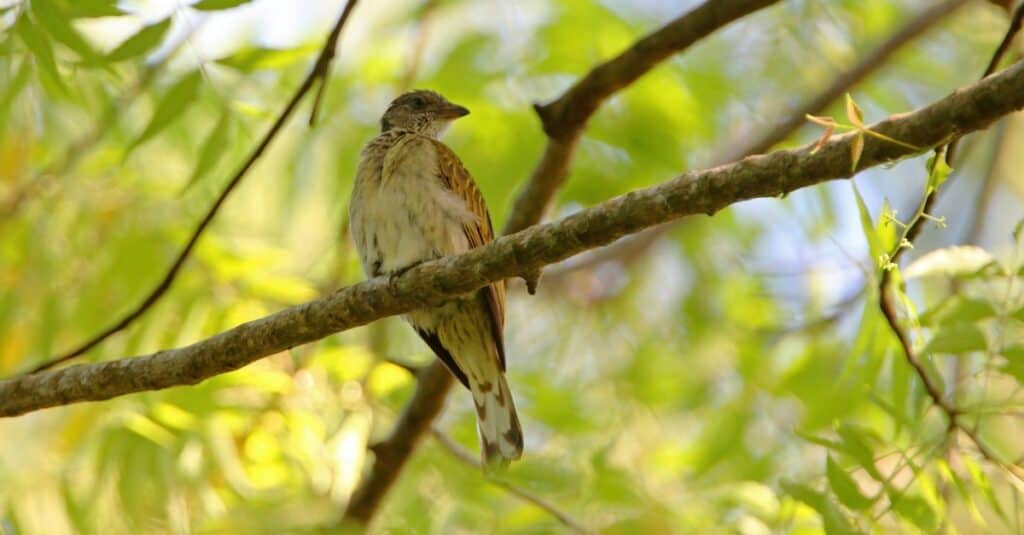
849;131;864;172
781;480;860;535
904;246;996;279
15;14;65;90
127;71;203;154
182;112;233;192
851;182;884;267
887;491;939;533
845;93;864;127
31;1;100;62
919;296;996;327
193;0;251;10
923;323;987;355
215;44;319;72
826;456;873;511
106;19;172;62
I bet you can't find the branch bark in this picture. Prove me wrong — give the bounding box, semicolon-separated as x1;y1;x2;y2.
4;57;1024;418
345;0;782;522
542;0;969;293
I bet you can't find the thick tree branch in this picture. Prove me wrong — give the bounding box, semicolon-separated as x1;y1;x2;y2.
502;0;782;272
344;1;784;521
543;0;969;292
22;0;360;375
3;57;1024;418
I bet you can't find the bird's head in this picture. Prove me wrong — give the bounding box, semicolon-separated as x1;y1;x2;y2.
380;90;469;138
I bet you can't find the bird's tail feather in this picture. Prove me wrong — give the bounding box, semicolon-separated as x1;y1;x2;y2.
470;373;523;471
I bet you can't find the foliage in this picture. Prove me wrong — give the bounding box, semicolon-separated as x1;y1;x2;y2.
1;0;1023;533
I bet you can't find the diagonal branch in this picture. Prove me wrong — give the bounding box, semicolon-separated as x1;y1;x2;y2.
22;0;361;375
3;56;1024;418
344;1;783;523
542;0;970;292
502;0;782;287
878;1;1024;485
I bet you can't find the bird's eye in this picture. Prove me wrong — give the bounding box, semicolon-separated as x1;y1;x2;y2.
410;96;426;109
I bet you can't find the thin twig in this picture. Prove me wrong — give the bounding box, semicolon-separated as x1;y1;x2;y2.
307;0;359;127
21;0;361;376
343;1;784;523
399;0;439;90
539;0;969;296
430;429;590;534
878;5;1024;489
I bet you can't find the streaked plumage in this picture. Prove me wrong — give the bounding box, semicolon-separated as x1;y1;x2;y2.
349;90;523;468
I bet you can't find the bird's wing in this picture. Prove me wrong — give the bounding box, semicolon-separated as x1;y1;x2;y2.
428;137;507;368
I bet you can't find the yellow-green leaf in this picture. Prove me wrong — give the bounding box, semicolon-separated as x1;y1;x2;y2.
107;19;171;62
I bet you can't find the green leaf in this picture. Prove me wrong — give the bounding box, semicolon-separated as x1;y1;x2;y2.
904;246;995;279
215;44;319;72
851;182;884;264
54;0;122;18
193;0;251;10
182;112;233;192
887;491;939;533
836;424;882;480
127;71;203;154
919;296;996;327
107;19;171;62
781;480;860;535
963;457;1007;521
923;323;987;355
926;151;953;192
32;1;100;62
15;14;65;90
999;345;1024;383
826;456;874;511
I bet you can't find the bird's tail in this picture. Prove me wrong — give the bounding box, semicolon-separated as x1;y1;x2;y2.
469;373;523;471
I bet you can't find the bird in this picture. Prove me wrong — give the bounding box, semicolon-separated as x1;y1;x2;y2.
348;90;523;469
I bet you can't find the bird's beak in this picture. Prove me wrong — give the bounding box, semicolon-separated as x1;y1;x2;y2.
438;103;470;120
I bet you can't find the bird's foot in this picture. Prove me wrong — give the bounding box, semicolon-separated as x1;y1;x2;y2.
387;260;425;291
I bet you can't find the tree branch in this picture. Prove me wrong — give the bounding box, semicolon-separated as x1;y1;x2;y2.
22;0;361;375
502;0;782;290
344;1;783;522
542;0;969;293
876;0;1024;486
3;57;1024;418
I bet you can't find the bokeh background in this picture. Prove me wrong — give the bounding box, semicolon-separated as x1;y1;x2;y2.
2;0;1024;533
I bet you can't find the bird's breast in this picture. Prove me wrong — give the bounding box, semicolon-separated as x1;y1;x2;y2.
350;146;470;277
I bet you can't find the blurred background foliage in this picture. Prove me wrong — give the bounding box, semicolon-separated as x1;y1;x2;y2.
1;0;1024;533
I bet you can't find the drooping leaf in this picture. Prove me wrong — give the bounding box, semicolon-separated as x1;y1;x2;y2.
887;491;940;533
826;456;874;511
926;150;953;193
126;71;203;154
106;19;172;63
215;44;319;72
923;323;987;355
781;480;860;535
851;182;884;265
54;0;122;18
32;1;100;62
15;14;65;90
193;0;251;10
182;112;233;192
904;246;996;279
919;296;996;327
